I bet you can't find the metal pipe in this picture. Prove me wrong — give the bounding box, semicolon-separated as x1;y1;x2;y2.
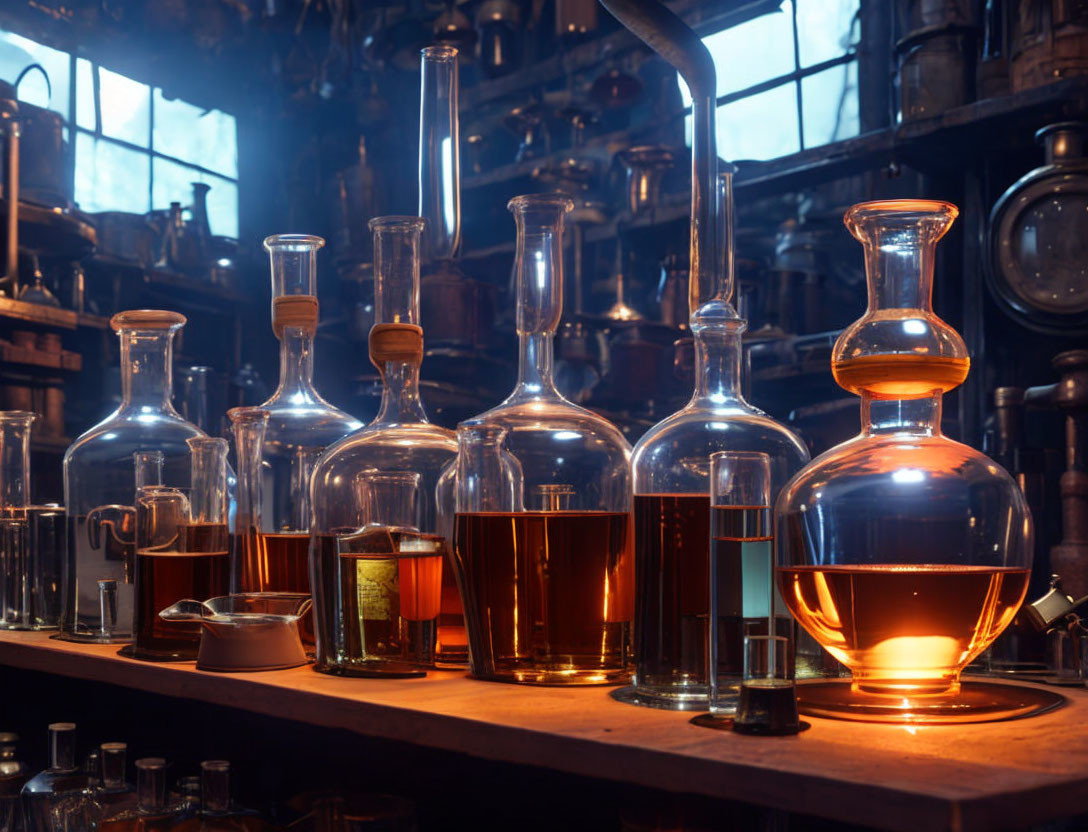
597;0;719;316
1;97;19;295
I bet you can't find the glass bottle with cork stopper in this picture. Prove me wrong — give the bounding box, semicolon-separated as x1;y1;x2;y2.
232;237;361;623
308;216;457;676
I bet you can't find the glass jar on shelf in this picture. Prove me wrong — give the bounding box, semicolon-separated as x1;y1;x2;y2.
309;216;457;676
613;171;809;712
231;236;361;638
777;199;1041;724
21;723;87;832
451;193;634;685
60;311;205;643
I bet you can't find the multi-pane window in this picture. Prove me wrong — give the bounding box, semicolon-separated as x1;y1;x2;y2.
0;28;239;238
679;0;860;161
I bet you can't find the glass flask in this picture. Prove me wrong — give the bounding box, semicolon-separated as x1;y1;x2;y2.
616;171;809;710
60;311;205;643
22;724;87;832
1;412;65;630
232;237;361;618
96;758;179;832
132;438;230;661
776;200;1037;724
452;193;634;685
309;217;457;676
0;734;29;832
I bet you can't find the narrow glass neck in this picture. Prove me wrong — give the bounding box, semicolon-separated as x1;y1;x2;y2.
120;331;175;410
862;394;943;436
275;327;316;397
691;316;745;405
376;361;428;424
418;46;460;263
861;228;935;312
230;411;267;533
188;439;228;524
515;332;558;397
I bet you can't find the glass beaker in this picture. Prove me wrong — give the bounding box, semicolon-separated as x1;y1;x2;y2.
60;311;206;643
234;237;361;606
0;412;64;631
776;200;1037;723
708;451;780;715
452;193;633;685
309;216;457;676
132;438;230;661
616;171;809;710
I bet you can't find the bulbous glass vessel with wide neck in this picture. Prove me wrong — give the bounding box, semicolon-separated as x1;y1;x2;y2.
309;217;458;676
452;193;634;686
60;310;205;642
776;199;1036;724
619;172;809;711
232;235;361;600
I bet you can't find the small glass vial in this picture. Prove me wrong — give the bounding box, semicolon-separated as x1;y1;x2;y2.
21;724;87;832
733;634;801;736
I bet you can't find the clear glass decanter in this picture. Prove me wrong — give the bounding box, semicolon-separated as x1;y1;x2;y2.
614;172;809;711
777;200;1038;724
60;312;205;643
232;237;361;622
452;193;634;685
309;216;458;676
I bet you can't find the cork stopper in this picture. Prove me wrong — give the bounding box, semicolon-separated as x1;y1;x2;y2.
369;323;423;370
273;295;319;338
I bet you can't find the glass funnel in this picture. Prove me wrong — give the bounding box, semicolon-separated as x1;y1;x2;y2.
451;193;634;686
309;217;457;676
615;171;809;711
232;237;361;611
60;311;205;643
776;200;1038;724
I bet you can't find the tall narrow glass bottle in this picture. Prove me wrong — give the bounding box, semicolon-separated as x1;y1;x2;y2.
614;172;809;710
61;312;205;642
309;217;458;675
233;237;360;604
452;194;634;685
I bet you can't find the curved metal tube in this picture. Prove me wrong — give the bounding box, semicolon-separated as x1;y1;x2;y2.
598;0;720;315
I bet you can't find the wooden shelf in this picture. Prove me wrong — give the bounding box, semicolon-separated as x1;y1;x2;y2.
0;297;78;330
1;631;1087;831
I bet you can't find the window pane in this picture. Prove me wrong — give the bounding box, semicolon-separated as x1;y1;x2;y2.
716;83;801;161
74;132;149;214
677;1;795;104
75;58;95;130
153;89;237;178
801;61;859;148
152;159;238;238
0;29;70;119
99;66;149;147
796;0;859;67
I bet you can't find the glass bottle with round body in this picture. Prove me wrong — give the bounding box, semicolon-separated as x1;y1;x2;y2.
309;217;457;676
452;193;634;686
614;173;809;711
60;311;205;643
232;237;361;614
777;200;1039;724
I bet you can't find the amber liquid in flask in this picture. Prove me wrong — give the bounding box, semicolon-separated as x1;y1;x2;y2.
134;524;230;659
778;564;1030;693
633;495;712;692
455;511;632;684
238;530;313;643
832;354;970;398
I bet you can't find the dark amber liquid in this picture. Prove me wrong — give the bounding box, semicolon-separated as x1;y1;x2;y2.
337;528;445;666
436;545;468;665
454;511;632;684
832;354;970;398
236;530;313;644
777;564;1030;693
633;495;711;693
134;523;230;658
